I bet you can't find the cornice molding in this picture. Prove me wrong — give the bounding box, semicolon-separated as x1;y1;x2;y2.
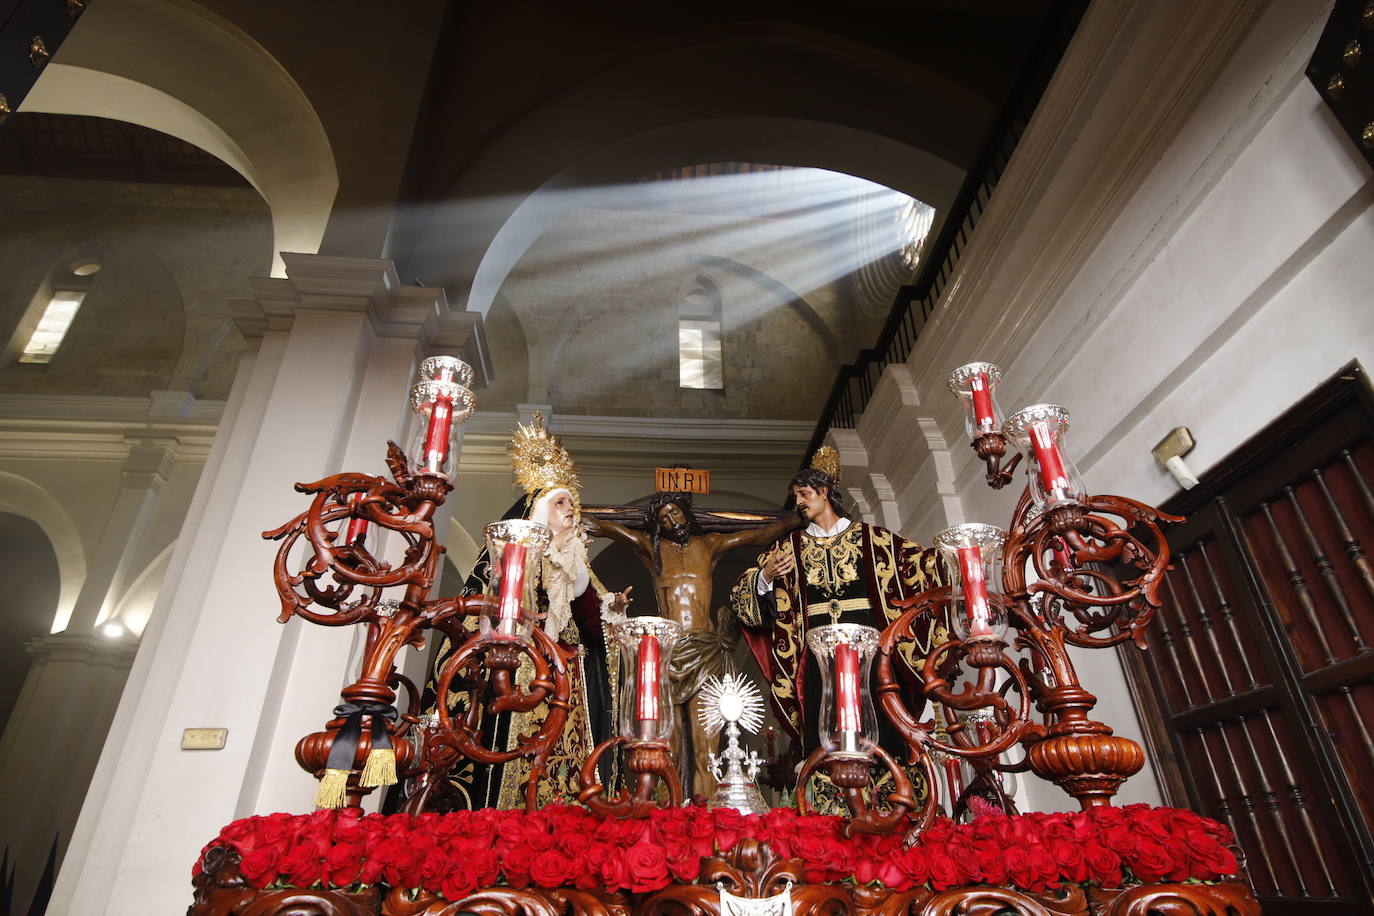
0;394;219;462
230;253;490;383
458;411;813;476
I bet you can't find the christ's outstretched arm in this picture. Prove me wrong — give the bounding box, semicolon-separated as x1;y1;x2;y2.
712;513;800;553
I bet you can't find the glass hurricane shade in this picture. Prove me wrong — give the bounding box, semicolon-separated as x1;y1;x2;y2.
407;357;476;478
947;362;1005;441
479;520;552;641
611;616;682;742
933;523;1009;640
1002;404;1088;509
805;623;881;758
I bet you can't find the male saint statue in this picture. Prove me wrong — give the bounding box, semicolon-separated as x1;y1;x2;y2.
729;448;948;811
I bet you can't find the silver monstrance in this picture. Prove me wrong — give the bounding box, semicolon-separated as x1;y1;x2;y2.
699;671;769;815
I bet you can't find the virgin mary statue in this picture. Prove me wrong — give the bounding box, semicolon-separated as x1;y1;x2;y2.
421;415;629;810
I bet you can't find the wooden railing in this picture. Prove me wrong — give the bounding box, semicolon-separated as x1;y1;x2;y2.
801;0;1087;465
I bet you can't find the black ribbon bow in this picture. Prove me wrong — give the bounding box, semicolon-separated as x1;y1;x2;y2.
325;701;398;771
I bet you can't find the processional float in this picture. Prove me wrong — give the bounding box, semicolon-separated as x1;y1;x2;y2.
189;356;1261;916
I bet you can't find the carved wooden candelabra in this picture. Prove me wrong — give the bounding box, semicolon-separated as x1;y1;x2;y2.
262;356;575;810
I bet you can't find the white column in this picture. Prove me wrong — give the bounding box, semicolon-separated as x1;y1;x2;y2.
0;436;179;912
64;438;176;635
50;256;483;916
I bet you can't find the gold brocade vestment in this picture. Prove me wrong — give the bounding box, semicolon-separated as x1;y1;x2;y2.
730;521;948;810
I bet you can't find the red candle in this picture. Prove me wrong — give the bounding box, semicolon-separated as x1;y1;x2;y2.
943;757;964;802
834;642;861;733
345;492;368;546
1028;422;1070;495
422;391;454;472
635;634;661;721
970;373;996;432
497;543;527;630
958;546;994;637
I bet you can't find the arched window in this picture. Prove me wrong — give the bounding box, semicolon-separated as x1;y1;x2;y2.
10;255;102;365
677;275;723;390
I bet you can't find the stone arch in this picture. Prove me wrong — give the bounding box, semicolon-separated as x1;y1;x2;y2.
0;472;86;632
450;118;963;320
21;0;338;276
405;19;979;312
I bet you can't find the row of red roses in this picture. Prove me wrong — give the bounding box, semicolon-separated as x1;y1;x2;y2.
195;803;1239;901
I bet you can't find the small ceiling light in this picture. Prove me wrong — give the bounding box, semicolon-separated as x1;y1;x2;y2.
102;622;125;638
70;260;101;276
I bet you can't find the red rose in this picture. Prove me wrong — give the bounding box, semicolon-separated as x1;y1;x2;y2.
1049;839;1090;885
440;858;481;902
239;846;280;888
972;841;1008;885
280;844;323;888
600;851;631;891
927;850;961;890
332;810;365;844
875;855;911;891
256;813;298;846
1081;843;1123;887
325;842;364;887
624;842;670;893
529;850;574;888
502;846;535;888
899;845;930;887
1003;846;1036;890
713;808;748;851
1099;825;1137;857
1126;838;1174;884
420;848;455;890
667;844;701;883
1026;847;1059;893
377;839;424;889
945;843;981;886
1188;840;1238;879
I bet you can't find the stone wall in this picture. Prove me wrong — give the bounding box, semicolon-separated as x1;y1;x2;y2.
0;175;272;399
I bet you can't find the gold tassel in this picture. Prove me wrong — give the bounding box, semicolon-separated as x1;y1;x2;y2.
359;747;396;788
314;768;350;809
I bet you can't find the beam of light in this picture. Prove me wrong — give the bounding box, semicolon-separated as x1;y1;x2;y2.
496;167;933;328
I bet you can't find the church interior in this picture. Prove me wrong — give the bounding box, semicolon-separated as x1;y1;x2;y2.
1;0;1372;914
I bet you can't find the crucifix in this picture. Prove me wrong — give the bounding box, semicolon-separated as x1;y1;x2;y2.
583;467;798;797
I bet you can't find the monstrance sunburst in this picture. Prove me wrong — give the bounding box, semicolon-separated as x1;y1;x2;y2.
698;671;766;736
699;672;769;814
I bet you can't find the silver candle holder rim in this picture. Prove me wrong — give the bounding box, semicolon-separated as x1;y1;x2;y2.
483;518;553;553
610;614;683;645
946;361;1003;396
805;622;880;655
1001;403;1072;445
418;355;474;387
409;378;477;414
932;522;1007;554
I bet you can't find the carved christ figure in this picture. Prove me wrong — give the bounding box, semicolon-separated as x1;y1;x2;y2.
584;492;798;795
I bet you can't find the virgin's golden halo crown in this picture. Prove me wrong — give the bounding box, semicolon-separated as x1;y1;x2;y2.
508;412;580;497
810;445;842;487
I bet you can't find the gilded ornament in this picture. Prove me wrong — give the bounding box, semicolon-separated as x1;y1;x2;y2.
809;445;842;486
1363;123;1374;149
508;412;580;499
30;35;49;68
67;0;87;17
1344;40;1362;69
1366;1;1374;30
1327;73;1345;99
0;93;10;126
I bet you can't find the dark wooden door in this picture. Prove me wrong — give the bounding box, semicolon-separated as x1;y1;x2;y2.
1121;362;1374;914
